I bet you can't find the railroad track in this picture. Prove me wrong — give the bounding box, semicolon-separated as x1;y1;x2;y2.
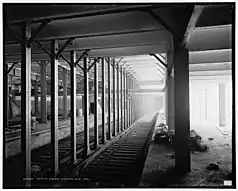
73;113;159;188
5;120;112;187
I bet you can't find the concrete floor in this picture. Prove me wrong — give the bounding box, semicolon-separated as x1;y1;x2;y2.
139;115;232;188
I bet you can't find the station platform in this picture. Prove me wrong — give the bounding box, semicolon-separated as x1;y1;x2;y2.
5;113;110;158
139;115;232;188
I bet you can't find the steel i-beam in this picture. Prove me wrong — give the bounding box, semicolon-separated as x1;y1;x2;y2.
112;58;116;136
84;57;90;156
34;80;39;114
126;73;129;127
21;24;31;187
117;62;120;133
107;58;112;139
62;68;68;119
50;39;59;177
120;67;124;131
124;71;126;129
70;51;77;165
94;58;99;148
40;61;47;123
101;58;106;143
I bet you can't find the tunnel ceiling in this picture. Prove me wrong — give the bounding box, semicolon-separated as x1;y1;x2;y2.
4;3;233;86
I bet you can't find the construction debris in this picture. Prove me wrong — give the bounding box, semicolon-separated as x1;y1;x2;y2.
153;124;208;152
206;163;220;170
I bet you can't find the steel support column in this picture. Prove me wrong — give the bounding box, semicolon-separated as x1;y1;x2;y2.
112;59;116;136
120;68;124;131
34;80;39;114
63;68;68;119
126;73;129;127
107;58;112;139
117;62;120;133
101;58;106;143
173;39;190;173
84;57;90;156
70;51;77;165
124;71;126;129
50;40;59;177
21;24;31;187
94;59;99;148
40;61;47;123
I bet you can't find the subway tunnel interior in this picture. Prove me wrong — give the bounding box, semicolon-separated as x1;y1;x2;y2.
2;3;235;188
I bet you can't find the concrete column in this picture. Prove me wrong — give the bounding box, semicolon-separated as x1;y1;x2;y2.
34;80;39;114
219;83;226;126
173;39;190;173
50;39;59;177
40;61;47;123
62;68;68;119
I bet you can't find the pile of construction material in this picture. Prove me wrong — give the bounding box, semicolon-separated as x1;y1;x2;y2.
153;123;208;152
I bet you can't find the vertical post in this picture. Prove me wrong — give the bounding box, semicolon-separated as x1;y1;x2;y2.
219;83;226;126
84;57;90;156
63;68;68;119
128;77;131;126
107;58;112;139
21;24;31;186
173;39;190;173
40;61;47;123
4;64;8;143
50;39;59;176
34;79;39;114
70;51;77;164
117;62;120;133
126;73;129;127
120;67;123;131
112;59;116;136
101;58;106;143
124;71;126;129
94;59;99;148
167;51;175;131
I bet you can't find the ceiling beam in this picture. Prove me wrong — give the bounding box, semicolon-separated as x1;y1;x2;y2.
182;5;204;47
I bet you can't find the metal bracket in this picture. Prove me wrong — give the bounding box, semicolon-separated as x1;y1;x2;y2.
27;19;51;48
150;53;167;68
87;57;101;71
55;37;75;59
75;49;90;70
4;62;18;76
147;9;173;34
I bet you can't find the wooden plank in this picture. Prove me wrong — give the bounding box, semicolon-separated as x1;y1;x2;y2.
50;39;59;176
70;50;77;164
20;24;31;187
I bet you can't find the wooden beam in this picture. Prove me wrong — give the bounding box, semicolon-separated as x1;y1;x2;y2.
70;50;77;165
182;5;204;47
20;24;31;187
50;39;59;177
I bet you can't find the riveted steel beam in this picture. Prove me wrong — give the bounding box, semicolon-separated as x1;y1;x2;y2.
70;50;77;165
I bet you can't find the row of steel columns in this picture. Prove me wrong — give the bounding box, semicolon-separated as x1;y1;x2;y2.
3;24;141;187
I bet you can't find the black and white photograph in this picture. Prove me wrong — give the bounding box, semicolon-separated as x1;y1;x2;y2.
2;2;236;189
